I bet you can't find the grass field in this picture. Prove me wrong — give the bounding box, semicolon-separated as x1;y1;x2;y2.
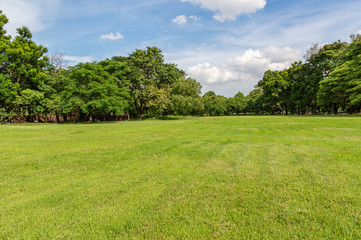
1;116;361;239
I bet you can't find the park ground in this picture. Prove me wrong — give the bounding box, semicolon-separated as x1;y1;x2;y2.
1;116;361;239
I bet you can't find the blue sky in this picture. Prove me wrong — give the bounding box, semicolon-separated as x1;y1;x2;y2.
1;0;361;96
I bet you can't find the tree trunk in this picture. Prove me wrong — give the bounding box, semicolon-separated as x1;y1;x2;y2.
35;111;39;123
63;114;68;122
333;105;338;115
74;109;79;123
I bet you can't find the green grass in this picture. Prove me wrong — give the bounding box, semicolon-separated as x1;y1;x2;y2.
1;116;361;239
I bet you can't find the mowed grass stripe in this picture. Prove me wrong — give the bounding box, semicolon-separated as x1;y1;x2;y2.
0;116;361;239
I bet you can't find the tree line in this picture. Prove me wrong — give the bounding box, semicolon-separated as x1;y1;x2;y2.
197;36;361;116
0;10;205;123
254;37;361;115
1;10;360;123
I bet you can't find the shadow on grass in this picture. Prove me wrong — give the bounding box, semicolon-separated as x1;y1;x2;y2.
156;116;184;120
56;116;185;124
57;121;119;125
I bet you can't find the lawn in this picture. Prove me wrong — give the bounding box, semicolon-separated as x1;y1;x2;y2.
1;116;361;239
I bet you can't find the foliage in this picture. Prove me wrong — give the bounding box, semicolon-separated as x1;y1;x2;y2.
202;91;228;116
125;47;186;118
170;77;204;115
1;8;361;121
318;36;361;113
60;62;130;122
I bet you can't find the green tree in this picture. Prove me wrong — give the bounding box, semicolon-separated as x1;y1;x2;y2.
245;88;264;114
304;41;347;113
170;77;204;115
233;92;247;114
318;35;361;113
257;70;289;114
16;89;44;123
126;47;185;118
0;10;50;122
147;86;171;117
61;62;129;122
202;91;227;116
5;27;49;90
0;74;18;122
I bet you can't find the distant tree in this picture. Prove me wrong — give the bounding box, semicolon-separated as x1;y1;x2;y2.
0;74;18;122
170;77;204;115
202;91;227;116
147;85;171;117
0;10;49;122
303;41;347;113
16;89;44;123
61;62;129;122
318;35;361;113
233;92;247;114
346;35;361;112
5;27;49;90
48;52;67;74
126;47;185;118
285;62;305;114
257;70;289;114
245;88;264;114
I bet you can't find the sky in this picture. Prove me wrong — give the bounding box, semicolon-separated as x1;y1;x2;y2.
1;0;361;97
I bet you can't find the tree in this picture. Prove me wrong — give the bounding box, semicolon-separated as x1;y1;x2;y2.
5;27;49;90
286;62;306;114
126;47;185;118
346;35;361;112
245;88;264;114
304;41;347;113
233;92;247;114
257;70;289;114
48;52;67;74
202;91;227;116
16;89;44;123
0;74;18;122
60;62;129;122
318;35;361;113
170;77;204;115
147;86;171;117
0;10;50;122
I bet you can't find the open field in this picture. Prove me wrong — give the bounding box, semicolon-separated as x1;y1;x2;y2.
1;116;361;239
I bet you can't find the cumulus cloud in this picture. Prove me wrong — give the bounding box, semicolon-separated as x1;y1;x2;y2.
172;15;188;24
189;15;201;21
180;0;266;22
100;32;124;40
189;63;235;84
63;55;94;65
186;46;301;89
172;15;201;24
0;0;60;36
357;30;361;35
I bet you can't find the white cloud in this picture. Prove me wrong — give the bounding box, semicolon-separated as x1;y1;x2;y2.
172;15;188;24
189;15;201;21
186;46;301;93
63;55;94;65
189;63;235;84
357;30;361;35
0;0;60;36
100;32;124;40
181;0;266;22
172;15;201;24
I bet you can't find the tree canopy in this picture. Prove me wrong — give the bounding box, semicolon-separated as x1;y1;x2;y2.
1;9;360;123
